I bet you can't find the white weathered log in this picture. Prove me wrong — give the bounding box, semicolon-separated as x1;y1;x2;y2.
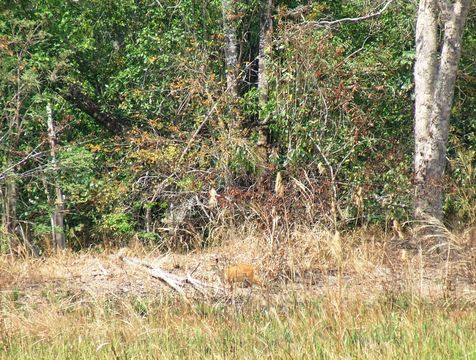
121;256;185;295
121;256;222;298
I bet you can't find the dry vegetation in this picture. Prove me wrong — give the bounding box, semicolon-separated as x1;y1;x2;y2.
2;225;476;358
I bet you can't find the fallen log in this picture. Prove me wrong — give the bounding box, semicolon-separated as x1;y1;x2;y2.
120;255;221;298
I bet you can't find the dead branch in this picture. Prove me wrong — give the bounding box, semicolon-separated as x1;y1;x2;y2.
54;80;129;133
305;0;397;28
121;255;185;295
120;256;221;298
280;4;313;20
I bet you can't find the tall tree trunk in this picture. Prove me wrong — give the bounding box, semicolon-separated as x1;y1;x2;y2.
145;207;152;233
2;174;18;254
413;0;471;221
258;0;273;107
1;58;23;253
257;0;273;153
222;0;240;128
46;102;66;250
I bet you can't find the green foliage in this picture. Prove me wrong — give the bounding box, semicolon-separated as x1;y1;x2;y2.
100;212;135;237
137;231;160;244
31;222;51;238
0;0;475;251
264;1;417;225
445;148;476;224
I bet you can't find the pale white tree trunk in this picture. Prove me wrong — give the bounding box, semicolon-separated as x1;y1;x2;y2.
222;0;239;101
221;0;241;186
257;0;273;154
46;102;66;250
414;0;471;220
259;0;273;107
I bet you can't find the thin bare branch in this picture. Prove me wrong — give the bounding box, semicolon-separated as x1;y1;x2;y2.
121;256;222;299
0;142;46;181
306;0;397;28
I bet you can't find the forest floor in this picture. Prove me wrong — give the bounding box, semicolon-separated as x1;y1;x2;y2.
2;228;476;358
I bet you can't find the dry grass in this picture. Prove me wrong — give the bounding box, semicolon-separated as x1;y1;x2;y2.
1;225;476;358
2;287;476;359
2;225;476;302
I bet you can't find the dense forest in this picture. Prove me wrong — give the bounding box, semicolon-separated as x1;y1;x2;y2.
1;0;475;254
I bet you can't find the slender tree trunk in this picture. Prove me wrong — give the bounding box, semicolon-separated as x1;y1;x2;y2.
46;102;66;250
2;174;18;254
259;0;273;107
257;0;274;153
413;0;471;221
2;58;23;253
222;0;239;98
222;0;240;128
145;207;152;233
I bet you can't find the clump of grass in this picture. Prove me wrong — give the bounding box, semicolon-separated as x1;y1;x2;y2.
1;291;476;359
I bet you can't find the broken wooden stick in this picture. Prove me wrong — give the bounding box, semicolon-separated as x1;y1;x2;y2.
120;256;221;298
121;256;185;295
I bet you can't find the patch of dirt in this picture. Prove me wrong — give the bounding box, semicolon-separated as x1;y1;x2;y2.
1;244;476;306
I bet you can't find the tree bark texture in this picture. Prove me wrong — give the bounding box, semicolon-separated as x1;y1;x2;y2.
222;0;240;129
56;80;128;133
222;0;239;99
46;102;66;250
257;0;274;154
413;0;471;220
259;0;273;107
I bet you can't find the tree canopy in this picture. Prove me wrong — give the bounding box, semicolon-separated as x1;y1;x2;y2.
1;0;475;253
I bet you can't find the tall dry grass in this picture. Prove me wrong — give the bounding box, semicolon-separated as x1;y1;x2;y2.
2;219;476;359
2;288;476;359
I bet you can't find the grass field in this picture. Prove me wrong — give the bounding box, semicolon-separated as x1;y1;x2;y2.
1;226;476;359
2;291;476;359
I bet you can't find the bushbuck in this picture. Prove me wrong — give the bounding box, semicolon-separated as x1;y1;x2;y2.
215;258;261;287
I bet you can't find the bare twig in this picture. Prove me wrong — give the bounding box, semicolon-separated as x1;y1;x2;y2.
307;0;397;28
281;4;314;20
0;142;46;181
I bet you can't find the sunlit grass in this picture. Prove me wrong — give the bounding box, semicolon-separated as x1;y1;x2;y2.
1;291;476;359
1;223;476;359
